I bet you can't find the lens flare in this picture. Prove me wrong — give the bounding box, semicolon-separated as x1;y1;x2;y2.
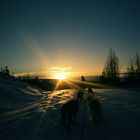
53;72;68;80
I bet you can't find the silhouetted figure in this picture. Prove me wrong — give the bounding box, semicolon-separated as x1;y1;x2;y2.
81;76;85;81
81;76;86;89
88;88;95;96
87;97;103;124
60;99;79;127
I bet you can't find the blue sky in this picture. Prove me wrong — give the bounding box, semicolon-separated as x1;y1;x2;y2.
0;0;140;77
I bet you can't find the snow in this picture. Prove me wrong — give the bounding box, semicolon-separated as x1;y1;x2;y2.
0;73;42;113
0;73;140;140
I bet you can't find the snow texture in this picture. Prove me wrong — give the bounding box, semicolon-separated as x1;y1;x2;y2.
0;73;140;140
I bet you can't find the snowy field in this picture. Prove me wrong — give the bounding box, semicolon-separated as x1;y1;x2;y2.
0;74;140;140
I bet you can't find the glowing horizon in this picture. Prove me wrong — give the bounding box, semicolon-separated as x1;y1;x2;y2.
1;1;140;77
53;72;69;80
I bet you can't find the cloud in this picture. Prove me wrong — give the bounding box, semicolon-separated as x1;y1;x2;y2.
50;66;72;71
12;66;85;79
12;72;39;77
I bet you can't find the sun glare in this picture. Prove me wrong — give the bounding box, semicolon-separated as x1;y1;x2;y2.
54;72;68;80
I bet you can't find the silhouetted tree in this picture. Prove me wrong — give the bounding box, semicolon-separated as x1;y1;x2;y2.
126;52;140;85
5;66;10;75
127;59;135;82
134;52;140;83
0;66;10;75
134;52;140;73
102;49;119;84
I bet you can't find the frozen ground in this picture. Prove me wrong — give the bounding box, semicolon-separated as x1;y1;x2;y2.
0;74;140;140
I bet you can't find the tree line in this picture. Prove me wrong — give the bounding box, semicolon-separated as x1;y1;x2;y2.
100;49;140;86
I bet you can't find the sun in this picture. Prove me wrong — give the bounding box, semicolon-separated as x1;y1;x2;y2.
54;72;67;80
55;73;66;80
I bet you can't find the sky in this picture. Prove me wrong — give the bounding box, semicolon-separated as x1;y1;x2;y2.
0;0;140;78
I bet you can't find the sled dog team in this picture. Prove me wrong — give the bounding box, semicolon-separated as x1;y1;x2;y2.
60;88;103;126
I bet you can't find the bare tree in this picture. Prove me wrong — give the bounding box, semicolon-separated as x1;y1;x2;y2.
134;52;140;82
127;59;135;82
126;52;140;84
127;59;134;73
102;49;119;84
134;52;140;73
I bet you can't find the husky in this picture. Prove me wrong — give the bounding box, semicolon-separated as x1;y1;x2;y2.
88;88;95;96
60;99;79;126
87;96;103;124
77;89;84;102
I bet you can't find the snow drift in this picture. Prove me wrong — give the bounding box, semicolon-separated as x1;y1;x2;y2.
0;73;42;113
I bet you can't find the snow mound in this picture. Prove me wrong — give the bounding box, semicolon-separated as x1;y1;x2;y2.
0;73;42;113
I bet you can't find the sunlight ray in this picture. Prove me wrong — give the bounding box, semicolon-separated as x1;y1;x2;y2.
34;112;47;131
18;32;52;69
65;79;81;89
53;80;60;91
69;79;112;88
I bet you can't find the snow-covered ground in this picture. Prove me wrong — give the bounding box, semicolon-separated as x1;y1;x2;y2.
0;74;140;140
0;73;42;114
